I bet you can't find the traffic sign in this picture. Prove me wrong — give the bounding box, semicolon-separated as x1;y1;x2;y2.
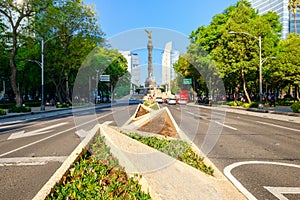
183;78;192;84
100;75;110;82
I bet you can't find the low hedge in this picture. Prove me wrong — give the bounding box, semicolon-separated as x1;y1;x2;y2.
8;106;31;113
127;133;214;176
291;101;300;113
56;103;70;108
47;135;150;200
227;101;256;108
0;108;6;115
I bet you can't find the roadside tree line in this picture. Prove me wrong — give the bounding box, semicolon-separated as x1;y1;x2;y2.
174;0;300;104
0;0;128;108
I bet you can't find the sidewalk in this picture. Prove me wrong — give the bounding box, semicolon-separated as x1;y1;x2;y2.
0;106;69;120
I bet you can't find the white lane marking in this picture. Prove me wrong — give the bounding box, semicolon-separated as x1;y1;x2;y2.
75;129;88;138
0;117;69;135
8;122;68;140
0;111;115;157
264;186;300;200
103;121;113;125
186;111;194;115
184;110;203;119
214;121;237;131
0;156;67;166
0;120;23;126
256;121;300;132
224;161;300;200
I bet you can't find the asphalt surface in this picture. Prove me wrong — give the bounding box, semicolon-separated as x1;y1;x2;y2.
0;103;299;200
164;104;300;200
0;104;138;200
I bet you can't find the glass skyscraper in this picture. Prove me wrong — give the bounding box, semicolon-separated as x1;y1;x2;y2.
248;0;300;39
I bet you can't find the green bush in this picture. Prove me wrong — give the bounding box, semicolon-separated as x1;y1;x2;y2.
23;101;41;107
127;133;214;176
242;103;251;108
291;101;300;113
227;101;237;106
47;135;150;200
8;106;31;113
0;108;6;115
237;101;244;106
56;103;70;108
149;102;159;110
277;99;294;106
249;102;259;108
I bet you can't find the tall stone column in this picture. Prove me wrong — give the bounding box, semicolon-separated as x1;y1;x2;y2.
145;30;156;88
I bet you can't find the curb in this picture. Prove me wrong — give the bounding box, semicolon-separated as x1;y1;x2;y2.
0;107;70;120
0;104;114;120
190;103;300;117
33;124;101;200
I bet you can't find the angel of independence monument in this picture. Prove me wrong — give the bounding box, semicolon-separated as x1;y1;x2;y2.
144;30;156;89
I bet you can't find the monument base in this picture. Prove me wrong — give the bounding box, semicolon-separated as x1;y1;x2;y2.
145;76;156;88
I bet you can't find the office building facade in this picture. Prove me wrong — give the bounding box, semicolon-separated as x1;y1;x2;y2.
162;41;179;92
120;51;140;86
248;0;300;39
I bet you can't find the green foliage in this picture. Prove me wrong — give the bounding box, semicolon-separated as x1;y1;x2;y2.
0;108;6;115
276;98;295;106
185;0;282;102
242;103;251;108
23;101;41;107
8;106;31;113
0;103;15;109
127;133;214;176
249;102;259;108
272;34;300;87
291;101;300;113
227;101;237;106
0;0;51;107
47;135;150;200
56;103;70;108
226;101;251;108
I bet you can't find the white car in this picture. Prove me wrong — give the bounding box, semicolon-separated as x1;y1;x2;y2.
155;97;163;104
178;98;187;105
168;98;177;105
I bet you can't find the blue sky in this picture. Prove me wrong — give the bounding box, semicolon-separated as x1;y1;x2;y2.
84;0;238;38
83;0;239;86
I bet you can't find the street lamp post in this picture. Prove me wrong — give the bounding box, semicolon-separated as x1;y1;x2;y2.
41;39;45;110
229;31;264;108
40;34;71;110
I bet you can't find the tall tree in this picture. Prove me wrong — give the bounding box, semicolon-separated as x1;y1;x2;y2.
273;33;300;100
33;0;104;103
189;0;281;103
0;0;50;107
82;47;128;102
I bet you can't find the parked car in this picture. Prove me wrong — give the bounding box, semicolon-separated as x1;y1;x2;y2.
163;98;168;103
178;98;187;105
168;98;177;105
129;98;144;105
155;97;163;104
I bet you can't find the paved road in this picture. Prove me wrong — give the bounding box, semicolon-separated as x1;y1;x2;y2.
164;104;300;200
0;104;138;200
1;102;299;200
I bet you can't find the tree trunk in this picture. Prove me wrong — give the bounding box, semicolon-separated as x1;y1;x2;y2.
51;77;64;103
234;83;240;102
242;68;252;104
289;85;293;97
65;72;72;104
10;30;21;107
296;85;300;101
